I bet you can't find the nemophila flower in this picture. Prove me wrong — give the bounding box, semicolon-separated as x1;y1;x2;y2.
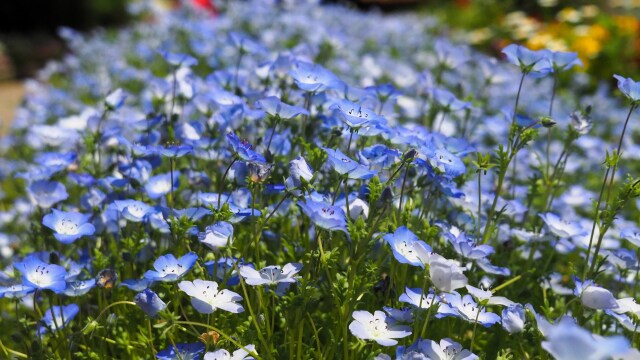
437;291;501;327
399;287;440;309
0;284;36;298
620;227;640;247
541;50;583;72
160;144;193;158
383;226;432;268
42;209;95;244
144;252;198;282
501;304;526;333
285;156;314;192
539;213;586;238
15;257;67;293
27;180;68;208
289;60;343;92
105;88;127;110
540;316;629;360
178;280;244;314
383;306;414;323
34;152;77;173
322;147;376;180
420;147;465;179
239;263;302;295
145;172;179;199
198;221;234;250
330;98;385;129
120;278;155;292
431;88;471;112
430;257;468;293
114;200;155;222
227;132;266;163
348;310;412;346
160;51;198;68
573;278;618;310
156;342;205;360
443;226;494;260
134;288;166;317
204;345;256;360
204;257;246;286
298;198;348;234
613;74;640;103
475;258;511;276
396;337;478;360
465;285;514;307
256;96;308;120
357;145;400;170
62;279;96;297
501;44;552;77
37;304;79;336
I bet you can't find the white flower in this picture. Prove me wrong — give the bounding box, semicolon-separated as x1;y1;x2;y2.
398;337;478;360
348;310;411;346
239;263;302;295
574;279;618;310
204;344;256;360
178;280;244;314
430;258;468;293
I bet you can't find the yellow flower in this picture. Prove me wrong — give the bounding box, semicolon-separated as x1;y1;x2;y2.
614;15;639;35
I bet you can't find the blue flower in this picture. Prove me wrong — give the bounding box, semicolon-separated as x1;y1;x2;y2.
144;252;198;282
37;304;79;336
42;209;95;244
501;304;526;333
160;144;193;158
541;50;583;72
502;44;552;77
156;343;205;360
15;256;67;293
437;291;501;327
613;74;640;103
322;147;376;180
399;287;440;309
421;147;465;179
383;226;432;268
145;172;179;199
204;257;246;286
289;60;343;92
348;310;412;346
298;198;348;234
397;337;478;360
330;98;385;129
114;200;155;222
285;156;314;192
62;279;96;297
239;263;302;295
105;88;127;110
198;221;234;250
442;226;494;259
134;288;166;317
159;51;198;67
431;88;471;112
256;96;309;120
119;278;155;292
27;180;69;208
227;132;266;163
0;284;36;299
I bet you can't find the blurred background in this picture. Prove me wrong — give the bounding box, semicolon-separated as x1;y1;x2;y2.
0;0;639;128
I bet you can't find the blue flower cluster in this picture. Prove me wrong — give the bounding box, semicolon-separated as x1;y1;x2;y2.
0;1;639;359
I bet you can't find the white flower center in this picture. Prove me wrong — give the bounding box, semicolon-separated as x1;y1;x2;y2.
54;219;78;235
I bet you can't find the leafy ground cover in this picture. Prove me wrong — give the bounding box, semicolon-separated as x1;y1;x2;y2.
0;1;639;359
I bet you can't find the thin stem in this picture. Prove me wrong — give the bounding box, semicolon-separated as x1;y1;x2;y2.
508;72;527;153
265;119;279;154
343;179;351;220
346;130;354;155
477;169;482;239
585;104;636;276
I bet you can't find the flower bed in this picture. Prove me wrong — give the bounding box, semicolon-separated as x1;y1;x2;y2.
0;2;639;359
